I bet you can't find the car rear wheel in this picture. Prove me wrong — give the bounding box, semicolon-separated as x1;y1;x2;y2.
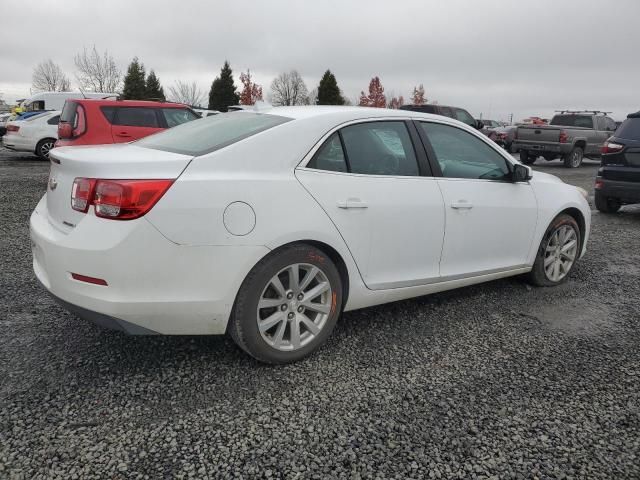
35;138;56;159
229;244;343;364
528;214;581;287
520;150;536;165
563;146;583;168
594;191;621;213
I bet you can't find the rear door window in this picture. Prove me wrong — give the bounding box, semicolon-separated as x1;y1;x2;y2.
453;108;475;127
306;133;347;172
112;107;160;127
162;108;199;127
340;122;419;176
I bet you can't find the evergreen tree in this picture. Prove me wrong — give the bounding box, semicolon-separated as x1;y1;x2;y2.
122;57;147;100
145;70;165;101
208;61;239;111
317;70;344;105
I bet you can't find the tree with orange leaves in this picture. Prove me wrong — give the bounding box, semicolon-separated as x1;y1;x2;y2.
359;76;386;108
239;70;263;105
388;95;404;109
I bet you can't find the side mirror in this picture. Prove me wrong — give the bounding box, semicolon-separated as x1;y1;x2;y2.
512;163;533;182
475;119;484;130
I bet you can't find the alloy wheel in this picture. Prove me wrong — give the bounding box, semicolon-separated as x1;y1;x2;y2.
544;225;578;282
40;141;54;158
257;263;333;351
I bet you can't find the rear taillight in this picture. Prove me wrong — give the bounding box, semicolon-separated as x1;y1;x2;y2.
73;105;87;137
58;122;73;139
6;125;19;133
71;178;96;213
601;141;624;154
594;179;604;190
71;178;173;220
559;130;568;143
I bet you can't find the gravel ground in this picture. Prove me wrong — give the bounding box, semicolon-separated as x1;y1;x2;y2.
1;150;639;479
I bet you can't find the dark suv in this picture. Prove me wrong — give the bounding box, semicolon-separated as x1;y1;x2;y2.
399;104;483;130
594;111;640;213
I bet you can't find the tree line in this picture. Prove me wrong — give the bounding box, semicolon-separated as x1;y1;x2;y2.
31;47;431;111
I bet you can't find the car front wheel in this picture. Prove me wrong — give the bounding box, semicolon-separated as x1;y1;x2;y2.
528;214;581;287
229;244;343;364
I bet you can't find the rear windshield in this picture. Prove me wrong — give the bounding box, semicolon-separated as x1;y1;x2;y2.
136;112;292;156
615;118;640;141
60;101;78;123
550;115;593;128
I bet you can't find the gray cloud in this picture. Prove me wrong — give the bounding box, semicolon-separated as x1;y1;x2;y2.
1;0;638;121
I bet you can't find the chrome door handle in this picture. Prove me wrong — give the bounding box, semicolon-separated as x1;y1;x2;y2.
337;198;368;209
451;201;473;209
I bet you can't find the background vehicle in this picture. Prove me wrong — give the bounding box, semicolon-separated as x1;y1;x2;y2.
479;119;501;141
494;125;519;153
21;91;117;112
31;106;590;363
400;104;484;129
56;99;199;147
2;110;60;158
514;110;617;168
595;111;640;213
0;112;11;137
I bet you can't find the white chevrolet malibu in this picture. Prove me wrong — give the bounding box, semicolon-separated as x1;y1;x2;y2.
30;106;591;363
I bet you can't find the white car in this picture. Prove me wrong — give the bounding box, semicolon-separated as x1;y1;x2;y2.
2;110;60;158
30;106;591;363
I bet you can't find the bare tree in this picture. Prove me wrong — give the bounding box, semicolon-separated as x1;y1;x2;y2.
269;70;309;106
168;81;205;107
32;60;71;92
74;46;121;93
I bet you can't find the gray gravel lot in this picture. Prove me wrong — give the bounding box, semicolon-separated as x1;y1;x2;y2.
1;150;639;479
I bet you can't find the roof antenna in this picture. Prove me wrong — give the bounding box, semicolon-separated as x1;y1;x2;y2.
78;87;88;99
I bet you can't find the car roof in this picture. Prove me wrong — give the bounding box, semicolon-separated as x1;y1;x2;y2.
255;105;442;121
71;99;189;108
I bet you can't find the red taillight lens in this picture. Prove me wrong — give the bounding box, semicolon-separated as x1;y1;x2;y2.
559;130;568;143
93;179;173;220
71;273;108;286
601;141;624;154
58;123;73;139
594;179;604;190
71;178;96;212
6;125;19;133
73;105;87;137
71;178;173;219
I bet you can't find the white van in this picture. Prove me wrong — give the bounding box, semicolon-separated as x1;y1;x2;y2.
22;92;118;112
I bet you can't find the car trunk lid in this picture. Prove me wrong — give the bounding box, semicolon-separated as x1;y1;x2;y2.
516;125;562;143
46;144;193;232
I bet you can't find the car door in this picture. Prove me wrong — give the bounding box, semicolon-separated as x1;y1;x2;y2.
110;107;163;143
416;120;538;278
296;120;445;290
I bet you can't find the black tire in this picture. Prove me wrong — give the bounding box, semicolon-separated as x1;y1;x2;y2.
520;150;536;165
528;214;581;287
563;146;583;168
229;243;343;364
505;142;513;154
36;138;56;159
594;191;621;213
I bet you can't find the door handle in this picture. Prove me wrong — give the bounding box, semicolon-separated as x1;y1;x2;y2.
451;201;473;209
337;198;368;209
115;132;132;137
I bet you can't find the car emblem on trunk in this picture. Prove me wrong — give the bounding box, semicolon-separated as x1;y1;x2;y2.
48;176;57;191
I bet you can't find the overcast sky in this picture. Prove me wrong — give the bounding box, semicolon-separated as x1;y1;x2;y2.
1;0;638;121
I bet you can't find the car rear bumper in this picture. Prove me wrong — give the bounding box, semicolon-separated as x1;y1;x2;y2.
30;195;270;335
595;177;640;203
2;135;35;152
513;141;571;155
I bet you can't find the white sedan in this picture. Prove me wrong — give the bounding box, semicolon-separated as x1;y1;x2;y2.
30;106;590;363
2;110;60;158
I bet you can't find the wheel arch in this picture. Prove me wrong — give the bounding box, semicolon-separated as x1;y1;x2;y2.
263;239;351;308
558;207;586;252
